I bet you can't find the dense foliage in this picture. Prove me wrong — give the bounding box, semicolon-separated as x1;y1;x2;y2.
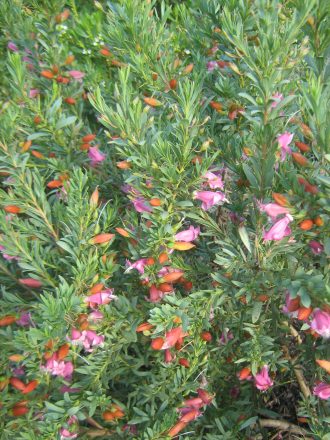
0;0;329;439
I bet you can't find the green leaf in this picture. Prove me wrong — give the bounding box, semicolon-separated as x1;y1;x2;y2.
56;116;77;130
252;302;262;323
238;225;251;253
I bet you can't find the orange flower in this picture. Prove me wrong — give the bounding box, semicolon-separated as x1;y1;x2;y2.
0;315;16;326
169;79;177;90
210;101;222;112
161;271;184;283
151;337;164;350
9;354;24;362
90;187;99;207
9;377;26;392
158;252;169;264
182;63;194;74
297;306;313;320
57;343;70;361
4;205;21;214
158;283;173;293
179;358;190;368
80;143;90;151
168;421;187;437
201;331;212;342
65;54;75;65
90;233;115;244
299;219;313;231
295;141;310;152
21;380;38;394
238;367;252;380
12;404;29;417
31;150;45;159
64;97;76;105
89;283;104;294
100;48;112;57
314;216;323;227
150;198;162;206
22;140;32;152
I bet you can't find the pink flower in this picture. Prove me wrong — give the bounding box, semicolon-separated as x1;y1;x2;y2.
207;61;218;72
259;202;290;219
164;349;173;363
68;70;85;80
88;310;104;322
8;42;18;52
282;293;299;318
132;197;152;213
70;329;104;352
310;309;330;339
219;329;234;345
270;92;283;109
84;289;116;307
162;327;188;350
16;312;31;326
60;416;79;440
125;258;148;274
148;284;164;303
309;240;324;255
29;89;40;99
0;245;19;261
263;214;293;242
253;365;273;391
203;171;224;189
194;191;227;210
175;226;200;242
88;146;106;165
313;382;330;400
277;132;293;161
44;355;73;380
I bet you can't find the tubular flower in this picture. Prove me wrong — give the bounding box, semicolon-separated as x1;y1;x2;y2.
253;365;273;391
194;191;227;211
263;214;293;242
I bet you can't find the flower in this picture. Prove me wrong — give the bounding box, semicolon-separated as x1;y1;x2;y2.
175;226;200;242
88;146;106;165
29;89;40;98
207;61;218;72
203;171;224;189
84;289;116;307
8;42;19;52
125;258;148;274
16;312;31;327
70;329;104;352
259;202;290;219
219;328;234;345
310;309;330;339
277;132;293;161
60;416;79;439
313;382;330;400
0;245;19;261
68;70;85;80
162;327;188;350
263;214;293;242
253;365;273;391
282;293;300;317
194;191;227;211
148;284;164;303
44;355;73;380
309;240;324;255
132;197;153;213
270;92;283;109
88;310;104;322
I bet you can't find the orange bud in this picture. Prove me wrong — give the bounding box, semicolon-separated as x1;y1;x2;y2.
22;140;32;152
136;322;153;332
33;115;42;124
191;155;202;164
149;198;162;206
115;227;130;237
172;242;195;251
272;193;290;207
151;72;158;81
4;205;21;214
9;377;26;391
287;296;300;312
161;271;184;283
316;359;330;374
238;367;252;380
64;97;76;105
90;187;99;207
257;294;269;302
201;331;212;342
158;283;173;293
0;315;16;326
210;101;222;112
169;79;177;90
179;358;190;368
297;177;318;194
295;141;310;153
40;70;54;79
21;380;38;394
299;219;314;231
51;65;59;75
151;337;164;350
19;278;42;288
183;281;193;291
100;48;112;57
90;233;115;244
300;123;313;139
182;63;194;74
314;216;323;227
89;283;104;294
57;343;70;360
31;150;45;159
116;160;131;169
143;97;162;107
12;405;29;417
158;252;169;264
297;306;313;320
47;180;63;189
145;257;155;265
292;152;308;166
9;354;24;362
168;421;187;437
65;54;75;65
82;134;96;143
80;143;90;151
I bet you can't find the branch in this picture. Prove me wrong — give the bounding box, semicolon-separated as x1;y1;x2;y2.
259;418;310;436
